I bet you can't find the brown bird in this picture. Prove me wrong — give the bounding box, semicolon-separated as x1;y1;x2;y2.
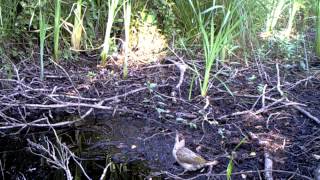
172;131;218;171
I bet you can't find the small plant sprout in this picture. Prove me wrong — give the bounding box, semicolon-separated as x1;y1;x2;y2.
316;0;320;56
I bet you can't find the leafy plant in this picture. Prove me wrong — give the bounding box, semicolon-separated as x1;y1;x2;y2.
188;0;240;97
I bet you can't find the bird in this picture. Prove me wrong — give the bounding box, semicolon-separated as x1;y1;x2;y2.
172;131;218;171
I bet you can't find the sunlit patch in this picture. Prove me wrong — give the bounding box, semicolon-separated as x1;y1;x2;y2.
106;21;168;70
249;131;288;152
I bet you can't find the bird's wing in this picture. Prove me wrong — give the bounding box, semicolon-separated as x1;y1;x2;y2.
176;147;207;164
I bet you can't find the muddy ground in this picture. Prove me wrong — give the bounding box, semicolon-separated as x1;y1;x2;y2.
0;54;320;179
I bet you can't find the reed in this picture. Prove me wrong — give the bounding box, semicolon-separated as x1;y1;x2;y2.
71;0;83;50
265;0;287;33
286;0;304;35
101;0;120;65
123;0;131;79
188;0;240;97
39;0;47;80
53;0;61;60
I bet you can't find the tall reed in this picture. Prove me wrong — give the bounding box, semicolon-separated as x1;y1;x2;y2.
265;0;287;33
123;0;131;79
101;0;120;65
53;0;61;60
71;0;83;50
287;0;304;33
39;0;47;80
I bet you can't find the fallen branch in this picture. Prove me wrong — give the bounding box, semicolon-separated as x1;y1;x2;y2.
249;132;273;180
264;151;274;180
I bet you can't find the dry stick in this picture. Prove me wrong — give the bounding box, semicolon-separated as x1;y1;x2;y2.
28;137;73;180
50;120;91;180
2;86;159;111
249;132;273;180
78;85;169;119
233;93;320;125
0;159;4;180
276;63;284;96
262;84;267;108
49;58;83;116
165;57;188;101
287;71;319;90
160;169;313;180
315;164;320;180
291;104;320;125
218;97;286;120
275;64;320;125
1;81;168;130
264;151;274;180
99;162;112;180
167;47;191;102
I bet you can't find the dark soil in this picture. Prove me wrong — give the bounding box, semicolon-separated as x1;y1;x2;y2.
0;55;320;180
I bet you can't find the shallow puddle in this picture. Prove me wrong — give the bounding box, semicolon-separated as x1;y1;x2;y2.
0;116;165;179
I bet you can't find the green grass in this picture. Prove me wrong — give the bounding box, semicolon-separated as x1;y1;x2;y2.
188;0;241;97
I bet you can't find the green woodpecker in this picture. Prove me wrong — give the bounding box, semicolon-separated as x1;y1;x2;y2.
172;131;218;171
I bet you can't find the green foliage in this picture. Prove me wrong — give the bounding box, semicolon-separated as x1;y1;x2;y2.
0;0;37;38
0;0;316;72
151;0;176;35
226;158;233;180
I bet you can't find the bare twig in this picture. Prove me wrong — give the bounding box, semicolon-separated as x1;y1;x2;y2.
292;104;320;125
27;122;92;180
276;63;284;97
315;164;320;180
0;159;4;180
264;151;274;180
99;162;112;180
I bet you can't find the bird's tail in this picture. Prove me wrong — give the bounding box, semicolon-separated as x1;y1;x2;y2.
205;160;218;166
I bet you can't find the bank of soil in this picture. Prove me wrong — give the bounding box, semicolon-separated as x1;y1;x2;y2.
0;56;319;179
